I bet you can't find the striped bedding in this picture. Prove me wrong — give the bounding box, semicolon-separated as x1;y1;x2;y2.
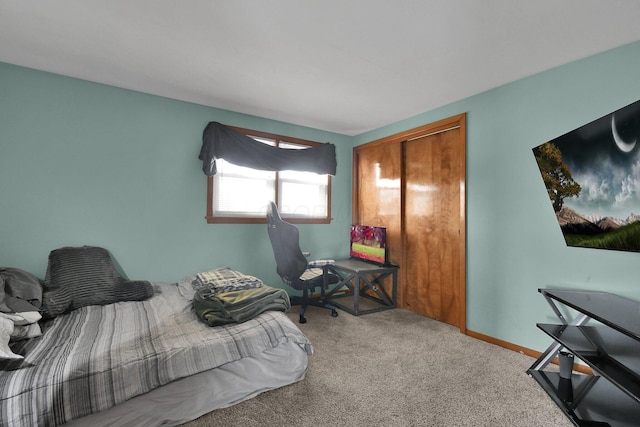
0;282;312;426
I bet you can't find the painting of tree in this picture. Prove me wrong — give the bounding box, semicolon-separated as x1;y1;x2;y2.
532;99;640;252
533;142;581;212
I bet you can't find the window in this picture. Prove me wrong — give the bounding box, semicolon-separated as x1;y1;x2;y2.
206;126;332;224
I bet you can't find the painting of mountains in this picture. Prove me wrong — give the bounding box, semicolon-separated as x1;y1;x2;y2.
533;99;640;252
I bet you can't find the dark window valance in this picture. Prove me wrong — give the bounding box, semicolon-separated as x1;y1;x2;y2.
199;121;337;176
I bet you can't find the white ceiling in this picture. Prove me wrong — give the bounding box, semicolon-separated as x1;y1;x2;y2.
2;1;640;135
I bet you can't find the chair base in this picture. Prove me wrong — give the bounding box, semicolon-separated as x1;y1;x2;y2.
290;295;338;324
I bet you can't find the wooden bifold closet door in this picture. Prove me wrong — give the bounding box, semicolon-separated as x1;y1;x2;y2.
353;114;466;331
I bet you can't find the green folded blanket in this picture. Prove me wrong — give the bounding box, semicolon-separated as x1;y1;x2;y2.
193;285;291;327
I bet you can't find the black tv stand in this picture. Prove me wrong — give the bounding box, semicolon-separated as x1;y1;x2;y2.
528;288;640;426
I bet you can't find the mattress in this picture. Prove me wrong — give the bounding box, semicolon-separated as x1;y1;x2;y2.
66;340;308;426
0;282;312;426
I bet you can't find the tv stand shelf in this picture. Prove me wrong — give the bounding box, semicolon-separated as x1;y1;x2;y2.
528;289;640;426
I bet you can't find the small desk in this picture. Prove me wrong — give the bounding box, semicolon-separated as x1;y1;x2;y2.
325;259;398;316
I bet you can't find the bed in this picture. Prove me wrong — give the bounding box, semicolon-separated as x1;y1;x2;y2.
0;269;312;426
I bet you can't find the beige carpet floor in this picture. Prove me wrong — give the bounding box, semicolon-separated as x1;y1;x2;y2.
182;305;572;426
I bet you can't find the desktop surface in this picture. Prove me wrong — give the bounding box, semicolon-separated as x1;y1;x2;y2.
343;258;398;270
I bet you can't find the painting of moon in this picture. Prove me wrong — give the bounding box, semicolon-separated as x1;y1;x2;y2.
532;99;640;252
612;113;637;153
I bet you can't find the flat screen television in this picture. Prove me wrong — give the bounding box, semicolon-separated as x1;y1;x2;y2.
350;224;388;265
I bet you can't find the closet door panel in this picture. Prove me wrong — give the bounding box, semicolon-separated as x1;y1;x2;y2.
353;141;402;267
404;128;463;325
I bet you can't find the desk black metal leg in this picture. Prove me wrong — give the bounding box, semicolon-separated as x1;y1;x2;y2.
353;276;360;315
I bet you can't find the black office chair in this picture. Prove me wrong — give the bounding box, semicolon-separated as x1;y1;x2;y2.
266;201;339;323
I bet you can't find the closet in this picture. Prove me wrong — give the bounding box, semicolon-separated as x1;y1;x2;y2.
352;114;466;331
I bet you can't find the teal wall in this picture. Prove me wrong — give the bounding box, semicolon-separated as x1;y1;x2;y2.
2;40;640;354
354;41;640;351
0;63;353;287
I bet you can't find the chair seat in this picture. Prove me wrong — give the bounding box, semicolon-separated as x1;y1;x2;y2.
299;267;324;281
290;269;340;291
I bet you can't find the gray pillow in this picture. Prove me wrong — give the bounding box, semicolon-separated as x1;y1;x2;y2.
0;268;43;313
0;276;10;313
41;246;154;318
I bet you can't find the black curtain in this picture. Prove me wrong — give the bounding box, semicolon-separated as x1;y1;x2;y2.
199;121;337;176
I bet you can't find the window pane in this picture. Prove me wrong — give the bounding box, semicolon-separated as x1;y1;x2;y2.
280;180;328;217
214;158;275;216
279;169;328;217
278;142;329;217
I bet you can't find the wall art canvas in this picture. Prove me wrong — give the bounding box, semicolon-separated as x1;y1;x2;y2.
533;99;640;252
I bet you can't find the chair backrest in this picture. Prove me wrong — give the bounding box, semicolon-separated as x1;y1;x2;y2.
266;202;308;285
